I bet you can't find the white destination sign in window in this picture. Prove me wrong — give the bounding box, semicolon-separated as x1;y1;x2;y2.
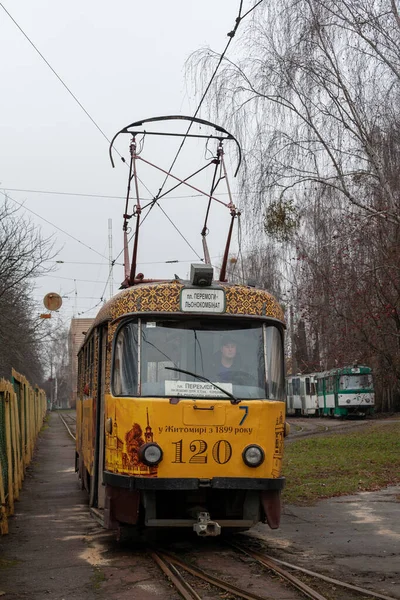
165;380;232;397
181;289;225;313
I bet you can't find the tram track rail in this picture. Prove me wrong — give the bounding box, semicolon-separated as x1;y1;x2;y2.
229;541;397;600
151;542;398;600
58;413;397;600
58;412;76;441
150;549;273;600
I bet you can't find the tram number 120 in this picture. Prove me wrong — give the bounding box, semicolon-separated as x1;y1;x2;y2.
172;439;232;464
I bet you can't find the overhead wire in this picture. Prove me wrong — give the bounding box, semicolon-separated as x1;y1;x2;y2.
110;0;254;267
3;186;246;199
45;275;111;284
155;204;202;259
0;3;154;198
1;2;203;265
48;260;123;266
2;1;266;297
4;187;128;200
145;0;245;212
0;2;112;146
0;190;110;261
77;262;114;315
47;257;200;266
121;0;266;269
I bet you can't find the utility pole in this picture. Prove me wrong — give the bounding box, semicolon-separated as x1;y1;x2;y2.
50;358;54;410
73;279;77;318
290;304;298;375
108;218;114;299
55;373;58;408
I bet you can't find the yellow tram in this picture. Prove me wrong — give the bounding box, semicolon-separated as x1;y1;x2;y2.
75;116;289;536
76;270;288;535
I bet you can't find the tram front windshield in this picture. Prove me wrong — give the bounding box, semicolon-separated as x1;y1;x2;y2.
339;374;373;390
113;318;284;400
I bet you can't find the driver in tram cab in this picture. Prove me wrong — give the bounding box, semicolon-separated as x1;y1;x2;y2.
212;334;244;383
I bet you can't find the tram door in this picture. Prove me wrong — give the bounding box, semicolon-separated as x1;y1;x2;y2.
90;326;107;509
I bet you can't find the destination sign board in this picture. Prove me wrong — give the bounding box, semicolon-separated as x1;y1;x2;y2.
180;288;225;313
165;380;232;397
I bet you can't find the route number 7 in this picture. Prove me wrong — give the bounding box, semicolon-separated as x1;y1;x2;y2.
239;405;249;425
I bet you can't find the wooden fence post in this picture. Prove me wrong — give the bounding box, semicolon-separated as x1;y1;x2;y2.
0;456;8;534
4;388;14;515
1;372;46;536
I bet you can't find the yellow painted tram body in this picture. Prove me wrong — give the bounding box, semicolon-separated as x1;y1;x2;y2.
76;275;288;535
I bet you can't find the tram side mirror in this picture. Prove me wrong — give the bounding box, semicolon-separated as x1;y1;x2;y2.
190;263;213;286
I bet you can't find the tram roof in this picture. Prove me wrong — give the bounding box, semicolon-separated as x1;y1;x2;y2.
90;279;285;331
315;365;372;378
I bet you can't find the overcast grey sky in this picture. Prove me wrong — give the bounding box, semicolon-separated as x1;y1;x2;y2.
1;1;247;323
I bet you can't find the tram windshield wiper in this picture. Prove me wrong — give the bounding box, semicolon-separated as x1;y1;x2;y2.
164;366;241;405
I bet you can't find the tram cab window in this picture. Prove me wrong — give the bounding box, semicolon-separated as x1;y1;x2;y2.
112;318;284;400
339;374;373;390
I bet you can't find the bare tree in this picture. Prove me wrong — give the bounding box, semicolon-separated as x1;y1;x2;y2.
0;199;55;298
42;321;71;408
189;0;400;409
0;198;56;384
190;0;400;224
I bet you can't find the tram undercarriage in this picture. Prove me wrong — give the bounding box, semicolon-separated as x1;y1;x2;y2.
102;484;282;536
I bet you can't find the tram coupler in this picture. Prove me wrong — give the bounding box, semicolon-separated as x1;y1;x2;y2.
193;512;221;537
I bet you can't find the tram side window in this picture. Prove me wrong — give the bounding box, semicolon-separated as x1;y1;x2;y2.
81;336;95;396
113;322;138;396
305;378;310;395
89;337;95;393
326;376;334;393
265;326;284;400
77;352;83;396
292;378;300;395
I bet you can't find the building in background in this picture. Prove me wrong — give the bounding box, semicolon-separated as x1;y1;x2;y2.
68;318;94;408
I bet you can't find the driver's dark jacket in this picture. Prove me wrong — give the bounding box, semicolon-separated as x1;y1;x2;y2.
210;352;244;383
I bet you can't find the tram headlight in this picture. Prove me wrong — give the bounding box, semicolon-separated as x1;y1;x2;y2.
242;445;265;468
139;443;163;466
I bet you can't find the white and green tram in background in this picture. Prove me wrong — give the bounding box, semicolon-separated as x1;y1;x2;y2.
286;365;374;417
286;374;318;416
316;365;374;417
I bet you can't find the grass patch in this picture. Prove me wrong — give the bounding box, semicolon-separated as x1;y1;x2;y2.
283;421;400;505
0;558;20;569
91;567;106;589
